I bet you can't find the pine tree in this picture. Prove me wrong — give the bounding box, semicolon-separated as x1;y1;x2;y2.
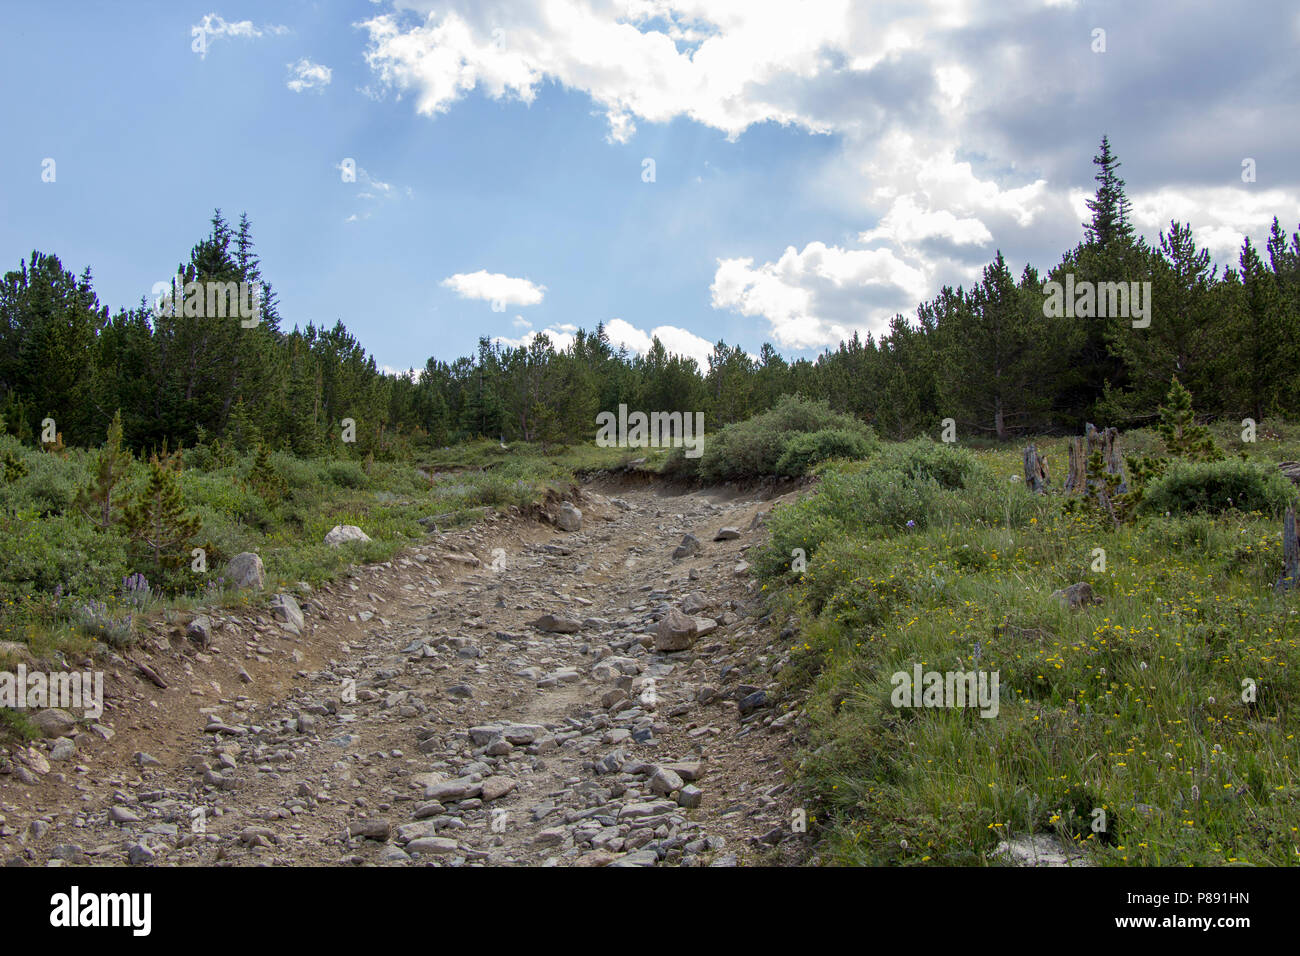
1083;135;1135;249
76;409;132;530
247;441;287;504
122;444;202;575
1156;376;1221;460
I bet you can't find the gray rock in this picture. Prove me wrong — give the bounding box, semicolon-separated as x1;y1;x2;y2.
50;844;86;864
31;708;77;739
406;837;459;856
676;784;703;809
325;525;371;547
672;534;702;560
654;607;698;652
425;777;482;801
127;843;155;865
738;690;769;717
528;613;581;634
348;819;392;841
714;527;741;541
556;502;583;532
649;767;684;796
49;737;75;761
1050;582;1100;610
225;552;266;591
992;833;1090;867
611;849;658;866
681;591;708;614
186;615;213;646
270;593;305;632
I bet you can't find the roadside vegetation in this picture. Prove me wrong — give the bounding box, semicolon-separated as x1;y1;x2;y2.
752;390;1300;866
0;426;642;666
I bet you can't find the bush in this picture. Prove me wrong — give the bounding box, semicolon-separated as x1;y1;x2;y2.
774;428;875;476
1140;458;1296;517
326;460;369;489
667;396;874;482
872;439;981;490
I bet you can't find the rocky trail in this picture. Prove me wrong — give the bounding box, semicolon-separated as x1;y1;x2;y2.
0;478;810;867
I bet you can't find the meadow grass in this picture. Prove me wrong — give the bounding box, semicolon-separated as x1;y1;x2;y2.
758;427;1300;865
0;435;649;661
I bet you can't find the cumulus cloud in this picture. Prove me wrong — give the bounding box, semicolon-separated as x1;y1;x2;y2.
191;13;288;59
491;316;713;368
603;317;714;369
360;1;1300;351
710;242;932;349
287;58;332;93
442;270;546;307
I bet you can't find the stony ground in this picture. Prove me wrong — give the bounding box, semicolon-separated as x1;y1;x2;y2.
0;478;813;867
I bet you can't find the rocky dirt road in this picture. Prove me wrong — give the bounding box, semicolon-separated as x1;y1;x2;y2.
0;478;810;867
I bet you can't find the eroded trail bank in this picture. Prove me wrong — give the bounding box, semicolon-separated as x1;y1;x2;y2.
1;479;811;867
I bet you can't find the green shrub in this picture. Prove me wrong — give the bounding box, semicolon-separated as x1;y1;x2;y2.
774;428;875;476
872;439;981;490
667;396;874;482
1140;458;1296;517
326;459;369;489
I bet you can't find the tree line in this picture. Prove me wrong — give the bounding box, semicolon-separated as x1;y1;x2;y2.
3;137;1298;457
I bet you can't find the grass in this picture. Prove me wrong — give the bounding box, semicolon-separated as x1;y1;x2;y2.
757;426;1300;866
0;434;649;665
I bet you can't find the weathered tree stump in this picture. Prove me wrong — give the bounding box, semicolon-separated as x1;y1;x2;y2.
1023;444;1049;493
1064;423;1127;494
1276;506;1300;592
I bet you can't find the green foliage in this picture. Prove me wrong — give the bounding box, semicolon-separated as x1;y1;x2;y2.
75;409;131;530
1157;376;1222;461
871;438;981;490
121;445;202;579
774;428;875;476
755;442;1300;866
1139;458;1295;517
667;395;874;482
246;442;287;505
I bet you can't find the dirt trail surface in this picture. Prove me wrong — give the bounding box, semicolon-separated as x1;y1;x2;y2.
0;479;811;867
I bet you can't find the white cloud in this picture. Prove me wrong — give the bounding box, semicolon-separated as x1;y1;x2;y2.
359;1;1300;352
493;328;577;351
191;14;288;60
710;242;931;350
287;58;332;93
1128;186;1300;266
604;317;714;368
492;316;713;368
442;270;546;307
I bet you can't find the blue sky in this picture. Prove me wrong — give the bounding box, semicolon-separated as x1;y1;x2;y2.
3;1;1299;374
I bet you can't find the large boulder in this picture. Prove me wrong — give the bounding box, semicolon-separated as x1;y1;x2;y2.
654;607;698;652
528;613;582;634
325;525;371;547
270;593;305;632
556;502;583;532
672;534;702;560
225;552;265;591
31;708;77;739
186;615;213;647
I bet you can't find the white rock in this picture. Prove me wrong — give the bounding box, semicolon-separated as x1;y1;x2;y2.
325;525;371;547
